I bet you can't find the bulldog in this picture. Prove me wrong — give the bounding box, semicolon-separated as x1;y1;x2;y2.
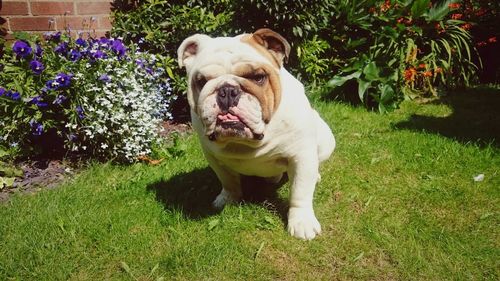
177;28;335;240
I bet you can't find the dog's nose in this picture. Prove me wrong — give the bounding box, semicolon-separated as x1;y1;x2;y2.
217;84;241;112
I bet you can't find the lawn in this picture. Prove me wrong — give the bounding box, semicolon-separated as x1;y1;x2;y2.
1;88;499;280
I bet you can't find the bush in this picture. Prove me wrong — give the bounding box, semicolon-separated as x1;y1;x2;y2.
326;0;480;111
0;32;175;162
111;0;485;112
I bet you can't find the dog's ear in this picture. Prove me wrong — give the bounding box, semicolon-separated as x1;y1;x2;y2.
252;28;291;66
177;34;211;72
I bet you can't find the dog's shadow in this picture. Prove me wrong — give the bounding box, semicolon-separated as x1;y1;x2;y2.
147;167;289;221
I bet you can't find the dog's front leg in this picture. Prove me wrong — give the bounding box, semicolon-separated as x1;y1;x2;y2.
287;152;322;240
205;153;242;209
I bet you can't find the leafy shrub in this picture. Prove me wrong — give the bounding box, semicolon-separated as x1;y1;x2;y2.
0;32;174;162
111;0;483;112
326;0;480;111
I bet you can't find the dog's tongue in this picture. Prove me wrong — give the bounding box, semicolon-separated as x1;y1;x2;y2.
218;112;240;122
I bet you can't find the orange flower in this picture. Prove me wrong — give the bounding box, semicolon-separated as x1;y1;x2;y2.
488;37;497;43
451;13;463;20
404;67;417;82
380;0;391;12
418;63;426;69
435;67;443;74
448;3;461;9
422;71;433;77
461;23;472;30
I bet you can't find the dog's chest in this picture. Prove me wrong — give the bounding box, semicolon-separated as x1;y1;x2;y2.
214;153;288;177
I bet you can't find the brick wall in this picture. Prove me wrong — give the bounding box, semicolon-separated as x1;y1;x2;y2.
0;0;112;40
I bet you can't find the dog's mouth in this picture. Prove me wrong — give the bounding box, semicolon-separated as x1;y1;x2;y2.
208;112;264;141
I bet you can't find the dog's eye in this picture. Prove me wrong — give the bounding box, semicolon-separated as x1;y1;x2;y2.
247;73;267;85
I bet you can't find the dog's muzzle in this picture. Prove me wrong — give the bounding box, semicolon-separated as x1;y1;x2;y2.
216;84;241;113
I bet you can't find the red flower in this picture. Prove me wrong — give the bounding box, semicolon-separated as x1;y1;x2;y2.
476;41;487;47
488;37;497;43
397;17;404;24
448;3;461;9
475;8;487;17
451;13;463;20
418;63;426;69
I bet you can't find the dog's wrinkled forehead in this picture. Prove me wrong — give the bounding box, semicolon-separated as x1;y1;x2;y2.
194;38;267;70
178;29;290;74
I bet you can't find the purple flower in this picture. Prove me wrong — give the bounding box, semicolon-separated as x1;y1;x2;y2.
30;96;48;107
98;74;110;82
55;42;68;55
29;120;44;136
75;37;87;47
0;87;5;96
91;49;107;60
53;94;67;105
69;49;82;61
69;134;77;141
56;73;72;88
35;44;43;58
111;39;126;57
98;37;110;47
48;31;62;42
10;92;21;101
76;105;85;119
30;60;45;75
12;40;32;59
135;59;145;68
45;80;60;90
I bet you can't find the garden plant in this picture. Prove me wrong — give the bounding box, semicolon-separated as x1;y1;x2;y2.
0;32;175;163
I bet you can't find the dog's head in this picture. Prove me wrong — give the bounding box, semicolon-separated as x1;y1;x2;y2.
178;29;290;143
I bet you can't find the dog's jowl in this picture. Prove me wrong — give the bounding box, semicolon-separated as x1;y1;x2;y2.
177;29;335;240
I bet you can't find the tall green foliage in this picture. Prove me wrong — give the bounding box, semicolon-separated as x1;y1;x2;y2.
111;0;481;112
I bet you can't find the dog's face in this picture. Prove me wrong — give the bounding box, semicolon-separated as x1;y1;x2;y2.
178;29;291;143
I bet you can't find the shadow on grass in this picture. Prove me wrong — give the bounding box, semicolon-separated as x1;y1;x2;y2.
147;167;289;221
394;87;500;147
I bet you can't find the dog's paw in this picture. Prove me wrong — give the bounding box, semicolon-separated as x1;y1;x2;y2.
287;207;321;240
212;189;239;209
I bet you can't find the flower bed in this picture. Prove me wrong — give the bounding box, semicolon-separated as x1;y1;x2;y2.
0;32;176;162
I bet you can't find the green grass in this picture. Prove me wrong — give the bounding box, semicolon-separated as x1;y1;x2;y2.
1;88;499;280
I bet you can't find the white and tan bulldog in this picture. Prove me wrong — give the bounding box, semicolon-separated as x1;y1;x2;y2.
177;28;335;240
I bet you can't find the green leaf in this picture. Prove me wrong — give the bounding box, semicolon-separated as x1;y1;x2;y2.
357;79;371;101
380;84;395;103
425;0;454;22
166;67;175;79
0;177;16;189
0;162;23;177
0;147;9;159
327;71;361;88
363;62;380;81
411;0;431;18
